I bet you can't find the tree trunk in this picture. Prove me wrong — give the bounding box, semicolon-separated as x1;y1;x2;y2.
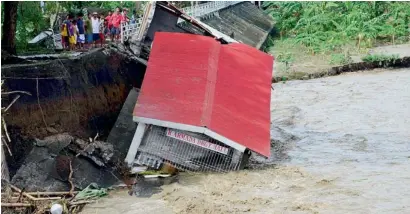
1;1;19;55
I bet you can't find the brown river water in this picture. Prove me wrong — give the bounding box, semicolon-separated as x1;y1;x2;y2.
82;68;410;214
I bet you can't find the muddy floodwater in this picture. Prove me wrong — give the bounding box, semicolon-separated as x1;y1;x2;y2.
82;68;410;214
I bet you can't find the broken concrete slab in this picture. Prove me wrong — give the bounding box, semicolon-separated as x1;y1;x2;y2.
67;138;115;167
35;133;74;155
11;134;120;192
106;88;140;161
11;147;69;191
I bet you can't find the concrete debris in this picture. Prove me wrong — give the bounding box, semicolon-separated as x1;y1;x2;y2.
68;138;114;167
130;166;148;174
11;134;119;192
35;133;74;155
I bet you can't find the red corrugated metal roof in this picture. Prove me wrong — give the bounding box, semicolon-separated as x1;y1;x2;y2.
133;32;273;157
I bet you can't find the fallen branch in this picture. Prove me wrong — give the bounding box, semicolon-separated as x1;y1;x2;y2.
4;95;20;112
1;91;32;96
17;187;25;202
2;137;12;156
9;191;79;196
68;160;74;197
1;203;33;207
9;196;62;201
31;197;62;201
2;116;11;142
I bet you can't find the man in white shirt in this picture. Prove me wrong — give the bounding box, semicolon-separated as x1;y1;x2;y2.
91;12;100;48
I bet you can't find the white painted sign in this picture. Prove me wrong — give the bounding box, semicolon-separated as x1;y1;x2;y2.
166;129;229;155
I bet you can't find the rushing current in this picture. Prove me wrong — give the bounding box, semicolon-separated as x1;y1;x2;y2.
82;68;410;214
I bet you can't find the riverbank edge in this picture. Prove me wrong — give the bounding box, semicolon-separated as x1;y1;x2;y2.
272;56;410;83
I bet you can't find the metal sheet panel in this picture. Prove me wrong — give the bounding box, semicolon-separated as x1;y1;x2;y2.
210;43;273;157
134;32;273;157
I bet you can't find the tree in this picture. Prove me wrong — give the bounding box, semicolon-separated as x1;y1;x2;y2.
2;1;19;55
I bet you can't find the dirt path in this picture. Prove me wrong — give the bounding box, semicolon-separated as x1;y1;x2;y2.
369;44;410;58
82;68;410;214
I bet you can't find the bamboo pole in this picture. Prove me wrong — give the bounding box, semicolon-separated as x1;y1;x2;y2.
8;196;62;201
9;184;37;201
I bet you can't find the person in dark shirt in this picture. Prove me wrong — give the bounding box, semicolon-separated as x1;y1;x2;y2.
63;14;74;50
77;12;85;49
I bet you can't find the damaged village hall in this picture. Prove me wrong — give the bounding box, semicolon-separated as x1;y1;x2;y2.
1;1;275;212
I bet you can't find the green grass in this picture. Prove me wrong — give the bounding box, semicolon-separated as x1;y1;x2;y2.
329;53;353;65
361;54;400;62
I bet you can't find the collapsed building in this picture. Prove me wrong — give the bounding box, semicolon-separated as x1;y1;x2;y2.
117;1;275;172
124;32;273;172
1;1;275;190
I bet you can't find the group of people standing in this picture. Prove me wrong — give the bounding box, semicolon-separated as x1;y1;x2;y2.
60;7;132;51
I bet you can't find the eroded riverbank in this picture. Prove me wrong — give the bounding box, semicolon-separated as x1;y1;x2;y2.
82;68;410;214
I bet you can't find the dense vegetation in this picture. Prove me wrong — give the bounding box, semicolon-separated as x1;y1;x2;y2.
263;2;410;54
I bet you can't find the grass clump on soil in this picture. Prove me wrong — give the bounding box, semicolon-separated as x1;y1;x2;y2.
263;2;410;78
361;54;400;67
329;53;353;65
361;54;400;62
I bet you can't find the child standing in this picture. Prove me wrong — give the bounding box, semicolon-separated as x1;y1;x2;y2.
69;20;78;50
61;15;73;50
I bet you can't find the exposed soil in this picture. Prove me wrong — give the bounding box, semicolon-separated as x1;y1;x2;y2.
2;45;147;179
2;48;144;140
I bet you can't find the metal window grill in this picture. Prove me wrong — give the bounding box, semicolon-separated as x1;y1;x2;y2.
133;125;244;173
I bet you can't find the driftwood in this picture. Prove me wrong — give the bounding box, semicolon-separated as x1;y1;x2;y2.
69;200;95;206
8;196;62;201
1;203;34;207
8;191;79;196
9;184;37;201
17;187;25;202
2;183;95;212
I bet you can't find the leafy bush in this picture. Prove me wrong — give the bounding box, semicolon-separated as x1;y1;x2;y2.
263;2;410;53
